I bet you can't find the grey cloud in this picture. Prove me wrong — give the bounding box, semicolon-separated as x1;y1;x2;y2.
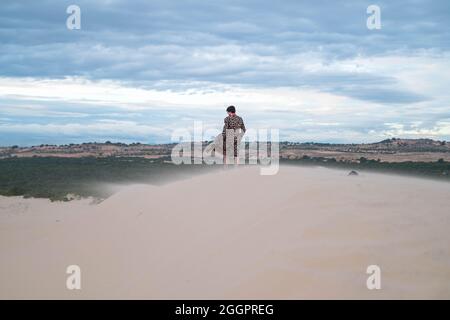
1;0;450;144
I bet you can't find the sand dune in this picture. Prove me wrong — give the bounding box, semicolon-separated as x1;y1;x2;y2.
1;165;449;299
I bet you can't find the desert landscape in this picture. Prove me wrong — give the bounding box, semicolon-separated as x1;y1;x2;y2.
1;0;449;308
1;165;449;299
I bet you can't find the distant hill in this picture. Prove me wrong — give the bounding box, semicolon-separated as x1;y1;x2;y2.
370;138;448;151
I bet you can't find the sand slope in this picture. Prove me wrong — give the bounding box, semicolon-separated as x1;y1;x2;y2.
1;165;449;299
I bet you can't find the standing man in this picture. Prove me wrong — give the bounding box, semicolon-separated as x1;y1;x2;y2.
222;105;246;165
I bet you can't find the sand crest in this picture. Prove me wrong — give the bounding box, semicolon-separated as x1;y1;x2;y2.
1;165;449;299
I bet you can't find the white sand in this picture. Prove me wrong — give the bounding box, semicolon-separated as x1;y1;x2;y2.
1;165;449;299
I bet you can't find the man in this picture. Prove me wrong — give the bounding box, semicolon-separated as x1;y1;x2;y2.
222;105;246;164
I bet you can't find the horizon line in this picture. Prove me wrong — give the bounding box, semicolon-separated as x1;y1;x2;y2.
1;137;448;148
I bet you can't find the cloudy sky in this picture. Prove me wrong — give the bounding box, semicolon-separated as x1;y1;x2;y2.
1;0;449;145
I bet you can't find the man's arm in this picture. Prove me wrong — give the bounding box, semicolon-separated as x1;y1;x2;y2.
240;117;246;133
222;117;228;136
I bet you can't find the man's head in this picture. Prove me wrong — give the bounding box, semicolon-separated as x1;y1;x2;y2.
226;105;236;116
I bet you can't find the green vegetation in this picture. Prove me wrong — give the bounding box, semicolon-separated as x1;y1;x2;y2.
0;157;216;201
283;156;450;180
0;156;448;201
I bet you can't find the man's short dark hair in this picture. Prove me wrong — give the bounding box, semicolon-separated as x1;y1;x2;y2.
226;105;236;113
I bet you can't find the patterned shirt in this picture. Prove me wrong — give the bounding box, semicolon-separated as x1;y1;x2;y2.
222;115;246;136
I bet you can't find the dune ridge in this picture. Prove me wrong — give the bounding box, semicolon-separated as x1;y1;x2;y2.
1;165;449;299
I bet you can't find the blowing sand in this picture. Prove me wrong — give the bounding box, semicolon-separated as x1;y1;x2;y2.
1;165;449;299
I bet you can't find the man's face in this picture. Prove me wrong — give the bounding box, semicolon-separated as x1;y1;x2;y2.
227;112;235;116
